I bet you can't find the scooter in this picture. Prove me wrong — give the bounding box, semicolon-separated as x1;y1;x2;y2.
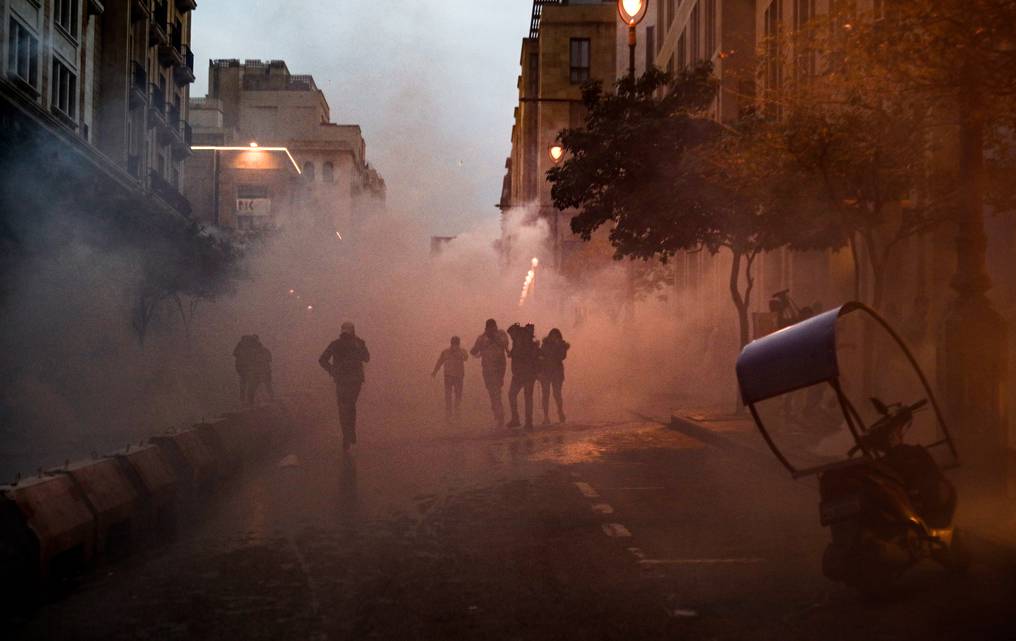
736;302;966;596
818;398;968;593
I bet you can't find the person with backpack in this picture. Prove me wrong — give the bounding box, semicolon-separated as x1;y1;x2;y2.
319;322;371;453
506;323;540;431
432;336;469;423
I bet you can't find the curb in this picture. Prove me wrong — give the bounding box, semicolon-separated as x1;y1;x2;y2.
0;394;315;600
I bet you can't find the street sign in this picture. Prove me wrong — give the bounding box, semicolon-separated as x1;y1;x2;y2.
236;198;271;216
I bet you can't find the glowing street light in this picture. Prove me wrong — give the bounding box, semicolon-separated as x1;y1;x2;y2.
249;141;259;148
548;144;565;164
617;0;649;78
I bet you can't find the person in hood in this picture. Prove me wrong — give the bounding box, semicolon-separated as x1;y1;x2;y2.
470;319;509;429
319;322;371;452
507;323;540;431
538;328;570;425
432;336;469;423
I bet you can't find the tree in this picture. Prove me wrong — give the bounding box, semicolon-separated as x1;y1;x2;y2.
547;65;835;352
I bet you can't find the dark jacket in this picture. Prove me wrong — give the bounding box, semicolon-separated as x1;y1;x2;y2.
509;337;541;381
540;338;570;381
319;335;370;384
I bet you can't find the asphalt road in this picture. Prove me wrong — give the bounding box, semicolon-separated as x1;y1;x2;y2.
8;412;1016;641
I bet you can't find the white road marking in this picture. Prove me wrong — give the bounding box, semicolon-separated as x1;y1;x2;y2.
574;481;600;498
591;503;614;514
638;557;766;565
601;523;633;538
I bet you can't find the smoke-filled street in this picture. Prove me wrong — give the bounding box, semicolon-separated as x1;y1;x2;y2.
4;1;1016;639
10;410;1016;641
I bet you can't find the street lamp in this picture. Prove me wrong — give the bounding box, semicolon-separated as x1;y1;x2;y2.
548;144;564;164
618;0;649;79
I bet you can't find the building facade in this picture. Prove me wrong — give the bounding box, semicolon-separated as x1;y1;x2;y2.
1;0;197;216
184;59;385;237
501;0;617;278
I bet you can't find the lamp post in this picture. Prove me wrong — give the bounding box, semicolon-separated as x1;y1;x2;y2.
618;0;649;79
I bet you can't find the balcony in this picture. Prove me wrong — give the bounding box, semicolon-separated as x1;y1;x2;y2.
149;2;168;46
172;121;192;160
158;24;184;67
174;45;195;84
176;0;197;11
149;168;192;216
131;0;150;23
148;83;166;128
160;103;183;144
130;61;148;109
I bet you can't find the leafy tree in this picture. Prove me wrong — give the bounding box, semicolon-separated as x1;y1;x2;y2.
547;65;834;351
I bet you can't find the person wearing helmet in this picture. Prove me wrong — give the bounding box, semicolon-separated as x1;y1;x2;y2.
319;322;371;452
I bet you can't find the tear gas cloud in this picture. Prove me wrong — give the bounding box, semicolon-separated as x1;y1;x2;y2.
0;189;743;476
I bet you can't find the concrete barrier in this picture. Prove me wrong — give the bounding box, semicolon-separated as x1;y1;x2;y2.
111;443;178;535
150;429;218;495
195;416;244;475
0;473;95;580
52;458;141;555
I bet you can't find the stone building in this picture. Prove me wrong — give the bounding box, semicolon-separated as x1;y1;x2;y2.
501;0;617;278
1;0;197;216
184;59;385;237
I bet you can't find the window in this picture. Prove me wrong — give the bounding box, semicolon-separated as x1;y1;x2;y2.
677;30;687;70
51;59;77;120
690;2;700;62
322;161;335;183
569;38;590;84
705;0;716;58
54;0;79;39
7;18;40;90
303;161;315;181
645;26;655;70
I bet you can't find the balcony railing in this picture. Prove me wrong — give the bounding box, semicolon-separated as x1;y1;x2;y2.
176;0;197;12
174;44;195;84
150;168;192;216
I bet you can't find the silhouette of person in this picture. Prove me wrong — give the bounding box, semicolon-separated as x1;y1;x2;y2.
319;322;370;453
470;319;509;430
507;323;540;431
538;328;570;425
432;336;469;423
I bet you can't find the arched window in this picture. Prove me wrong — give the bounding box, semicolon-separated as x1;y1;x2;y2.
303;161;315;182
322;161;335;183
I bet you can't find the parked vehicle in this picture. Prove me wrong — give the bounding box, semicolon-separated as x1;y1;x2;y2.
736;302;966;595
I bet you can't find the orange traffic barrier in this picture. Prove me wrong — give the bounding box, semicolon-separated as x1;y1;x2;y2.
195;416;244;474
0;473;95;580
53;458;141;555
151;429;218;494
112;443;178;535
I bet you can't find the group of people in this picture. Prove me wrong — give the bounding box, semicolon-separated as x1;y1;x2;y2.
435;319;570;431
235;317;570;456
